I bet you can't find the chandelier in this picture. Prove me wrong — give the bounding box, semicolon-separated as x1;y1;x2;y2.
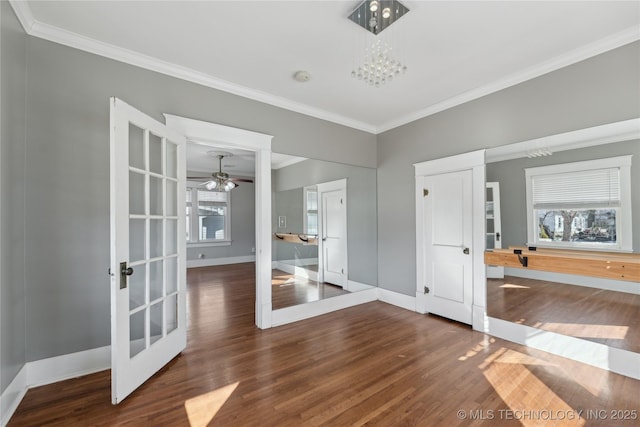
348;0;410;87
348;0;410;35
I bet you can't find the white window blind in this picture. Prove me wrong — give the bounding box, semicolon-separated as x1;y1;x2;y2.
532;168;620;209
197;190;228;207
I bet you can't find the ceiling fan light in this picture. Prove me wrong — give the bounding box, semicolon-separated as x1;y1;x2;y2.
206;181;218;190
223;181;237;192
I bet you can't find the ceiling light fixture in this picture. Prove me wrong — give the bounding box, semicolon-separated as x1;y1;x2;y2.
348;0;409;36
348;0;410;87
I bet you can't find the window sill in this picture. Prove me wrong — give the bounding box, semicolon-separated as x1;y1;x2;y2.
527;242;631;253
188;240;232;248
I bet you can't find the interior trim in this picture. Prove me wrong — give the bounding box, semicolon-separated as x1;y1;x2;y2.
9;1;639;135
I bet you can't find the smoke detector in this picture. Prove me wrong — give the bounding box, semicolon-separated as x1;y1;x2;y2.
293;70;311;82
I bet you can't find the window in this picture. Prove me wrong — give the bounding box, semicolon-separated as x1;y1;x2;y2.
525;156;632;251
186;187;231;245
303;185;318;235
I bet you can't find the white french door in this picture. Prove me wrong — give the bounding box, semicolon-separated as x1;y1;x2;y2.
109;97;187;404
422;170;473;325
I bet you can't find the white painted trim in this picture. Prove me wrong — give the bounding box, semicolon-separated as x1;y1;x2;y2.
524;155;633;252
505;268;640;295
413;150;485;176
186;255;255;268
10;3;638;135
0;346;110;426
486;316;640;380
271;288;377;327
8;1;374;134
1;366;27;427
348;280;375;293
377;287;416;312
276;258;317;267
485;118;640;163
378;29;640;133
27;346;110;388
162;115;273;329
414;150;486;328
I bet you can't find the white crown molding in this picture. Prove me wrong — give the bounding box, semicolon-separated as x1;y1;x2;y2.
8;1;376;134
377;26;640;134
9;1;640;135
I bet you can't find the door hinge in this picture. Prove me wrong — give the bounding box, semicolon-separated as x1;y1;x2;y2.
424;286;430;294
341;268;344;274
423;189;429;197
341;198;343;204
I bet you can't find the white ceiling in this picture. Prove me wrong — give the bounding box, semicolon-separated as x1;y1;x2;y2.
13;1;640;134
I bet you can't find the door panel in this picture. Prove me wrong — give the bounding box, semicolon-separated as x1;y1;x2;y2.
318;180;347;288
110;97;186;404
423;170;473;324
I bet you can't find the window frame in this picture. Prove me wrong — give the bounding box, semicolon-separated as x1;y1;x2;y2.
186;185;232;247
525;155;632;252
303;185;318;236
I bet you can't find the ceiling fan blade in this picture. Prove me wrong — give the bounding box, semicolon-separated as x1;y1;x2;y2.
229;178;254;183
187;176;210;180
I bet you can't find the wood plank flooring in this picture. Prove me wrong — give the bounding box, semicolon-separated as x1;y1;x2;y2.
9;263;640;426
272;268;349;310
487;276;640;353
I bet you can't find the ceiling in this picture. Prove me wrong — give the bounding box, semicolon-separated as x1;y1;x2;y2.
12;1;640;134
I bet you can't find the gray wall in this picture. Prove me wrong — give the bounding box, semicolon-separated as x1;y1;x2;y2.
273;187;318;262
377;42;640;296
1;2;27;393
487;139;640;251
21;35;375;361
186;180;255;261
273;158;377;286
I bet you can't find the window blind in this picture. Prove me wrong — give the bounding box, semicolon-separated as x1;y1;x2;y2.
532;167;620;209
197;190;228;207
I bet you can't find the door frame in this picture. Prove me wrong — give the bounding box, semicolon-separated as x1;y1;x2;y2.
414;150;486;331
316;179;348;289
163;114;273;329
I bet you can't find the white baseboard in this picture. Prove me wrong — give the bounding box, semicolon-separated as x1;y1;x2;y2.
486;316;640;380
27;346;110;388
186;255;255;268
347;280;374;293
271;288;378;327
1;365;27;427
505;267;640;295
377;287;416;312
0;346;110;426
272;262;318;282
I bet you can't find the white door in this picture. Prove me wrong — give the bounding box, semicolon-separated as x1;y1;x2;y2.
318;180;347;288
422;170;473;324
110;97;187;404
485;182;504;279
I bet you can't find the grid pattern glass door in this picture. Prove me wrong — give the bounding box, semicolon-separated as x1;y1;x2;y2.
128;123;180;358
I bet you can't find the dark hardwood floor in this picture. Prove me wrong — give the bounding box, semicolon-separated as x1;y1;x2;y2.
9;263;640;426
487;275;640;353
272;268;349;310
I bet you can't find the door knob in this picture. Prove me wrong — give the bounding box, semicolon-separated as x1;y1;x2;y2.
463;247;470;255
119;261;134;289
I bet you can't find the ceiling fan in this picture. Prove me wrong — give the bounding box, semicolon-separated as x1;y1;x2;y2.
187;152;253;192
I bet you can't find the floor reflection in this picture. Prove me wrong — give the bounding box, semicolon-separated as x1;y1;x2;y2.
487;276;640;352
272;269;349;310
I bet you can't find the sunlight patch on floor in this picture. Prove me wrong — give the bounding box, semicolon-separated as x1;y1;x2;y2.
184;381;239;427
458;336;495;361
500;283;530;289
482;349;585;427
537;322;628;340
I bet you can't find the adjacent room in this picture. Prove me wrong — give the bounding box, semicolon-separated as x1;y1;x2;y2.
1;1;639;425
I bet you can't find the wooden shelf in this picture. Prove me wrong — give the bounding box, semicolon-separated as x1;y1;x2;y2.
484;246;639;282
273;233;318;246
